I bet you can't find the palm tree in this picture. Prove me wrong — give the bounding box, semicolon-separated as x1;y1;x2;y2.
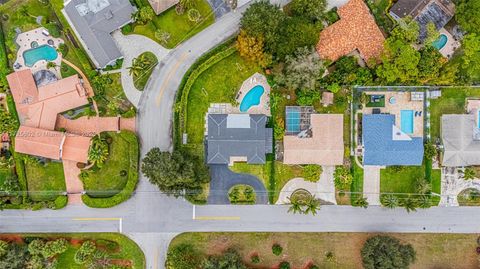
381;194;399;209
128;54;153;77
88;135;109;167
401;196;418;213
418;195;431;209
415;177;431;194
287;200;304;214
354;196;369;208
305;197;321;215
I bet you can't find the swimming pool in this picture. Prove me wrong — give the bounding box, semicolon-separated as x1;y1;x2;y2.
285;106;301;133
400;110;414;134
239;85;264;112
23;45;58;67
432;34;448;50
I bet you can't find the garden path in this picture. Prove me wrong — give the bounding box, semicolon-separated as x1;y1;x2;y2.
62;160;83;205
111;31;170;108
56;115;136;136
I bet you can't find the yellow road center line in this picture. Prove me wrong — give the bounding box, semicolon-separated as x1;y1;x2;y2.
194;216;241;220
155;52;189;106
72;218;121;221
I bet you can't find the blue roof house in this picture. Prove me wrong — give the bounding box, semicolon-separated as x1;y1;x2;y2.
362;114;424;166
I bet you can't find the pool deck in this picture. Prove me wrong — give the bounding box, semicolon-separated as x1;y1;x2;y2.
236;73;271;116
438;28;460;59
467;99;480;126
14;27;64;77
362;91;424;137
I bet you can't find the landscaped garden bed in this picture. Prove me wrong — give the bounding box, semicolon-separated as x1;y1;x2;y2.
458;188;480;206
80;131;139;208
228;184;256;204
167;232;480;269
0;233;145;269
127;0;214;49
129;51;158;91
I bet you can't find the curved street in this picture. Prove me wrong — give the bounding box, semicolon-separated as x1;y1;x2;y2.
2;1;480;268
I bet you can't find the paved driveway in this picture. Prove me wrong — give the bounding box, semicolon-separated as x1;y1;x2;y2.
363;166;381;205
208;165;268;204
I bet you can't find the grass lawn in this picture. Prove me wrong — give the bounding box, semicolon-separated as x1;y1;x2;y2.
431;168;441;205
366;95;385;107
169;232;479;269
0;233;145;269
95;73;136;117
24;160;65;201
350;160;364;203
429;87;480;140
185;52;261;148
380;166;423;197
132;0;214;49
81;132;138;198
132;51;158;91
231;162;271;190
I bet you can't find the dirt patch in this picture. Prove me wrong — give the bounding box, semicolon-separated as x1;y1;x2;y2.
0;234;24;244
110;259;132;267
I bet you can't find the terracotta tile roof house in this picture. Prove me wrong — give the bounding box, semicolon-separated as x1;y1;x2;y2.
389;0;455;40
283;114;344;165
15;126;90;163
147;0;179;14
316;0;385;63
7;70;92;163
7;70;89;130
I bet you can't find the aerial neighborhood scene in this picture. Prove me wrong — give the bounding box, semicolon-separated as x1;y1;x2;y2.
1;0;480;267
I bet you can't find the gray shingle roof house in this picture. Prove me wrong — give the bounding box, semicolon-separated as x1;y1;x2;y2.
63;0;135;68
362;114;424;166
389;0;455;40
206;114;273;165
147;0;179;15
442;114;480;167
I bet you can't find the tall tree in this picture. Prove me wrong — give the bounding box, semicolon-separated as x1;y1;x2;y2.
273;16;322;59
240;1;285;52
361;235;416;269
141;148;208;197
456;0;480;34
290;0;327;22
460;33;480;82
236;30;272;67
275;46;325;91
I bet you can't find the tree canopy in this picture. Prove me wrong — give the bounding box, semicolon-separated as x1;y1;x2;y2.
141;148;209;197
289;0;327;22
240;1;285;52
361;235;416;269
456;0;480;34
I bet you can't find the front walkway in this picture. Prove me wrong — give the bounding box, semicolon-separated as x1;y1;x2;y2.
276;166;336;205
112;31;170;107
56;115;136;136
208;165;268;204
363;166;381;205
439;167;480;206
63;160;84;205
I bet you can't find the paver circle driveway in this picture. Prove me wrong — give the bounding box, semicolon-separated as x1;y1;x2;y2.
208;164;268;204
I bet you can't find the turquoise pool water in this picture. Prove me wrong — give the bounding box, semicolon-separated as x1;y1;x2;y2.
432;34;448;50
240;85;264;112
23;45;58;67
286;106;301;133
400;110;414;134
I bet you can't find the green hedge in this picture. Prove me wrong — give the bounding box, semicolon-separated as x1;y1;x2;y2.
82;131;140;208
175;45;236;144
0;22;10;92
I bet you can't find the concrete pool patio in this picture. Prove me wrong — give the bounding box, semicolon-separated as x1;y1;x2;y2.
235;73;271;116
361;91;424;138
14;27;64;75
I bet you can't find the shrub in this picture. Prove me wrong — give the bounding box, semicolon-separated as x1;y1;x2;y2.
424;142;437;159
57;43;68;57
250;254;260;264
309;265;319;269
272;244;283;256
361;235;416;269
166;243;201;269
95;239;119;252
74;241;96;264
334;166;353;189
302;165;322;182
121;24;133;34
54;195;68;209
279;261;290;269
45;23;61;38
